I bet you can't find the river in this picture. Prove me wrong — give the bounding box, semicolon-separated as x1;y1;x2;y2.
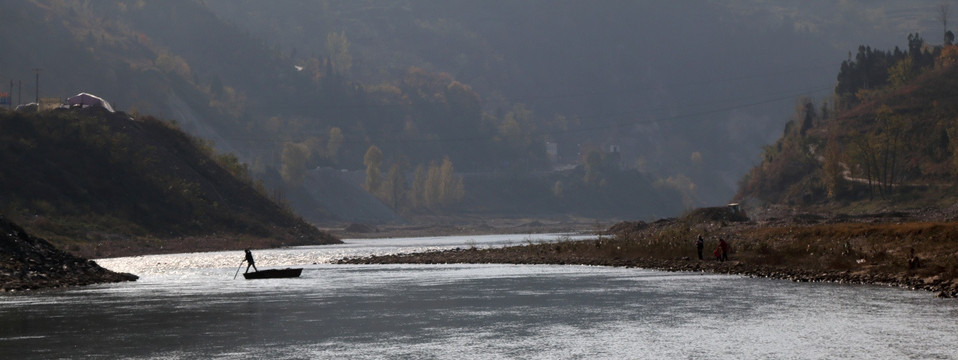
1;233;956;359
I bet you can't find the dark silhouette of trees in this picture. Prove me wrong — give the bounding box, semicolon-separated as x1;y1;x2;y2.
836;34;940;108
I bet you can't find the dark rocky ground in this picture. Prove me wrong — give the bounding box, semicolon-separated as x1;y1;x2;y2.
0;216;137;292
340;243;957;297
340;206;958;298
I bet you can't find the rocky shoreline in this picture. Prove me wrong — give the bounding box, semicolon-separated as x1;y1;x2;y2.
339;246;957;297
340;207;958;299
0;216;137;292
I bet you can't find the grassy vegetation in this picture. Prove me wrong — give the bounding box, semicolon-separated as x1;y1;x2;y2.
0;107;338;257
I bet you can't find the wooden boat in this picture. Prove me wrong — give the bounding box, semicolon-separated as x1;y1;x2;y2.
242;268;303;279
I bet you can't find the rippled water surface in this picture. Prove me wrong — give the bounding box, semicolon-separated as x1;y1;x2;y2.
1;234;956;359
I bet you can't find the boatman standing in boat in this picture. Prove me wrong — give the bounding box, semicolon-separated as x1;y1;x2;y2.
243;248;258;273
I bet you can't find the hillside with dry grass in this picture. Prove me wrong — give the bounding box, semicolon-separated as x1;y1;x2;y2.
0;107;339;258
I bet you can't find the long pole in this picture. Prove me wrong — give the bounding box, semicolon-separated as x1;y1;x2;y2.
233;261;245;279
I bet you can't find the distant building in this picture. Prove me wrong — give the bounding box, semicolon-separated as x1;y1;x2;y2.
545;140;558;163
66;93;115;112
15;103;38;112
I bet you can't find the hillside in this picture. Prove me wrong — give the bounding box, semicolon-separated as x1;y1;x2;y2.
337;36;958;300
205;0;842;208
0;107;340;258
735;40;958;213
0;0;847;224
4;1;949;225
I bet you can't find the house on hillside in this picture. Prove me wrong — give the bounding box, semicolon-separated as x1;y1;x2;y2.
66;93;115;113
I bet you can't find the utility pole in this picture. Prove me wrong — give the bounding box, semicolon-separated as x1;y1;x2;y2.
940;4;951;44
33;68;41;106
7;80;11;109
18;80;21;106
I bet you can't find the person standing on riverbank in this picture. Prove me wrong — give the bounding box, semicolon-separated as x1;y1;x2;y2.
719;238;730;262
696;236;704;260
243;248;258;273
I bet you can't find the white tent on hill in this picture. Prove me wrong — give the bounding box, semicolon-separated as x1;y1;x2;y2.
67;93;115;113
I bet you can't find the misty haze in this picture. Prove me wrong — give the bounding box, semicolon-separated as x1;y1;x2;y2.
2;1;958;358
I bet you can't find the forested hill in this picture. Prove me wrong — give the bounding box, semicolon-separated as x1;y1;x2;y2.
0;107;339;258
0;0;693;221
735;38;958;212
5;1;946;223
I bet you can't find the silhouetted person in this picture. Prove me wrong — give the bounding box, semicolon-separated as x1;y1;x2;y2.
908;247;921;269
243;248;258;273
718;238;730;262
696;236;704;260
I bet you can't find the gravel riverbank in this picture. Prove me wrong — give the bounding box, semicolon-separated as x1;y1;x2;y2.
339;245;957;297
340;208;958;298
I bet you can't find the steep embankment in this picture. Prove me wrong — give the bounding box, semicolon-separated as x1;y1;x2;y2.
0;215;137;291
0;107;339;258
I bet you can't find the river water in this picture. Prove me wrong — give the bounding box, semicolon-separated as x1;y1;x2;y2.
1;233;956;359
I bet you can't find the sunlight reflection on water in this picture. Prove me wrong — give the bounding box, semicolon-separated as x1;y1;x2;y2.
95;233;592;276
1;233;956;359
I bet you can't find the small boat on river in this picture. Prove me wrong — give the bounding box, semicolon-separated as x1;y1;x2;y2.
242;268;303;280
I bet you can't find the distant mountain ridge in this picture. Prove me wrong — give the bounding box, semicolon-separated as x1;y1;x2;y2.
5;1;948;224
